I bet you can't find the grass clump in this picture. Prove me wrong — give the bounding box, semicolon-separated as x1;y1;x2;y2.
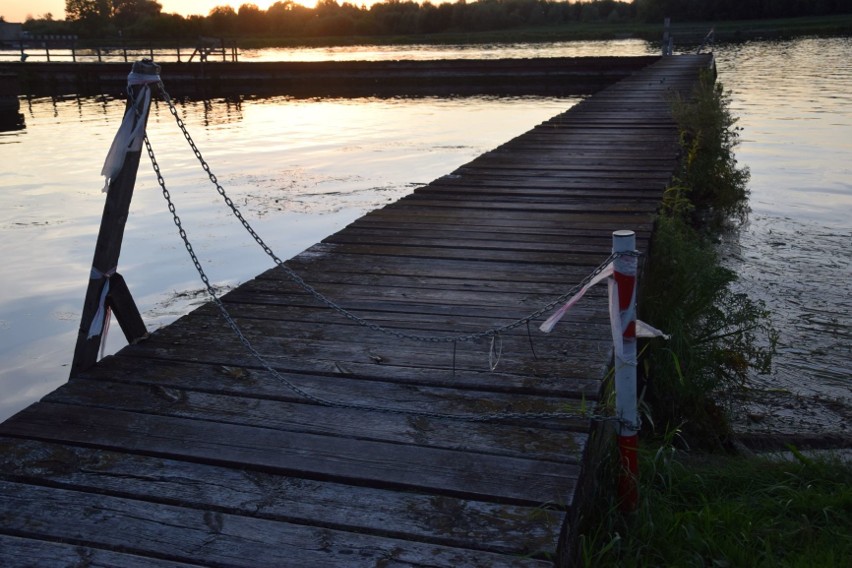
640;215;777;449
665;72;751;228
579;444;852;567
573;56;816;568
639;69;777;450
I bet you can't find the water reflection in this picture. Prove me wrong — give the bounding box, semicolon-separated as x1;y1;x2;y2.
1;39;656;64
712;37;852;438
0;111;24;133
0;88;575;421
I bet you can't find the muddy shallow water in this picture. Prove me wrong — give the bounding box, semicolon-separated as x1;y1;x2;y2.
715;38;852;448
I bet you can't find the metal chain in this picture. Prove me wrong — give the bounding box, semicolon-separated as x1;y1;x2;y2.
143;84;641;426
155;81;639;345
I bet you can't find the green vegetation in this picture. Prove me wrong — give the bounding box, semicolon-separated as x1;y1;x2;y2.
665;74;751;226
10;1;852;44
578;444;852;567
569;47;850;568
638;70;777;450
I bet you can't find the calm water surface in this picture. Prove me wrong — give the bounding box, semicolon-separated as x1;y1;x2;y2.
714;38;852;434
0;38;849;423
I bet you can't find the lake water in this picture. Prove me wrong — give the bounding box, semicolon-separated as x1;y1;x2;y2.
714;37;852;439
1;37;849;436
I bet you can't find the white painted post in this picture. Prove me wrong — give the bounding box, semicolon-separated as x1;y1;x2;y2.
612;230;639;511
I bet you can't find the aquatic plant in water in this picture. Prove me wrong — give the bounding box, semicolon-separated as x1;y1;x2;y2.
641;71;777;450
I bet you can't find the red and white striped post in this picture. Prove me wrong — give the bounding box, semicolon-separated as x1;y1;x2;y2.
612;230;639;511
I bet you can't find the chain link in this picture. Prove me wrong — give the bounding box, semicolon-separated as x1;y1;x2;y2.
155;82;639;345
143;82;642;426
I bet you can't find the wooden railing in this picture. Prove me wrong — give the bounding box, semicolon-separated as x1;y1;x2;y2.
0;36;239;63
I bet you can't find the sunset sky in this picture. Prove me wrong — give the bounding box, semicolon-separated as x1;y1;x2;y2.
1;1;342;23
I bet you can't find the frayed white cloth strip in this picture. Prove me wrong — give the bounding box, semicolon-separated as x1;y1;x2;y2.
100;73;160;193
127;71;160;86
608;276;627;363
539;263;669;356
636;320;669;339
539;264;613;333
87;267;116;339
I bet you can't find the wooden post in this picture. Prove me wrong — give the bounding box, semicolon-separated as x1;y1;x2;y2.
70;60;160;377
107;273;148;342
662;18;672;56
612;230;639;512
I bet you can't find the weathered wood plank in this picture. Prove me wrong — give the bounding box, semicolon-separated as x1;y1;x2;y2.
108;335;605;396
116;293;613;380
0;437;563;556
0;480;552;567
0;534;199;568
355;208;658;231
229;273;610;314
1;403;580;506
280;244;643;280
125;329;610;380
45;377;591;458
256;259;616;291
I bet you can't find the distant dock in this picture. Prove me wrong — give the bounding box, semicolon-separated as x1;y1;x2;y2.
0;54;713;566
1;56;659;98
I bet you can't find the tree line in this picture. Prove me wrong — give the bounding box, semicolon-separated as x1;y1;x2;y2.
12;0;852;41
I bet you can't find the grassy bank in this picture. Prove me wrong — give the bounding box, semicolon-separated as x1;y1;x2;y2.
578;446;852;567
572;67;851;566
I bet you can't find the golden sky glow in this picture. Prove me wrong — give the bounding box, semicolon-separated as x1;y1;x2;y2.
1;0;398;23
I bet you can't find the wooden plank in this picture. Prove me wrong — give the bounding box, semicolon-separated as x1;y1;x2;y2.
0;403;581;506
0;480;552;567
103;346;605;397
0;534;199;568
356;207;657;229
231;272;610;311
0;437;563;557
123;326;610;380
284;243;647;276
44;377;592;458
276;243;608;266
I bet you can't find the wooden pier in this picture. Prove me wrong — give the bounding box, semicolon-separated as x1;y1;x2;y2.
1;56;658;98
0;54;712;566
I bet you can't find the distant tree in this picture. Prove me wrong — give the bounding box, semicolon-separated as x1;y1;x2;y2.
635;0;665;22
113;0;162;29
23;14;74;34
237;3;268;35
267;0;312;36
65;0;113;35
417;2;452;33
208;5;238;35
65;0;111;22
135;12;188;38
